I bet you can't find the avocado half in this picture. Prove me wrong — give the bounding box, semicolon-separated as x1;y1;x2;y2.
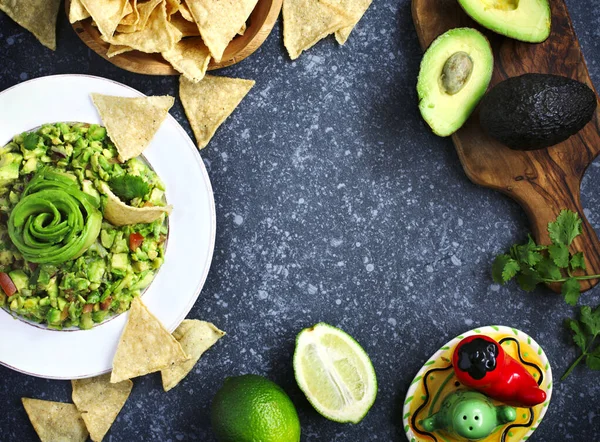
458;0;551;43
417;28;493;137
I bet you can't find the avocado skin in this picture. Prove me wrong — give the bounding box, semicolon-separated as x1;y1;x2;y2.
479;74;597;150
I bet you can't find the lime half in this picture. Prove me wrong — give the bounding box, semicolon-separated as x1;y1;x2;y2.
293;323;377;423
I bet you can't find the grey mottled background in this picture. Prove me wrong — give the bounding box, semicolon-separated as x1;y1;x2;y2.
1;1;600;440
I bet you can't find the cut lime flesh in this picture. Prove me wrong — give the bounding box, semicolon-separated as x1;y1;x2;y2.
293;323;377;423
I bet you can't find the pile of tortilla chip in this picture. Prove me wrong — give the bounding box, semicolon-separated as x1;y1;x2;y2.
70;0;258;83
22;298;224;441
0;0;61;50
283;0;373;59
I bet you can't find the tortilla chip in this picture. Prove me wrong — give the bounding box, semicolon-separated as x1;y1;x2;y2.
107;44;134;58
121;0;133;17
169;12;201;37
111;297;189;383
72;374;133;442
119;0;139;27
81;0;128;39
282;0;353;60
103;1;182;53
0;0;61;50
22;398;89;442
180;75;254;149
178;1;194;21
69;0;90;23
161;320;225;392
163;38;210;82
183;0;258;62
166;0;180;17
90;93;174;162
238;22;247;36
324;0;372;44
103;184;172;226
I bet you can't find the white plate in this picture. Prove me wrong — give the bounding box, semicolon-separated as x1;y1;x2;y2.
0;75;216;379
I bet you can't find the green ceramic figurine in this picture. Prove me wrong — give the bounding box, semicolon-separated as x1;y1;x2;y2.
420;390;517;440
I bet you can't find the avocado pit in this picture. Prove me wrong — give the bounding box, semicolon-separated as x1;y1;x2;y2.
441;51;473;95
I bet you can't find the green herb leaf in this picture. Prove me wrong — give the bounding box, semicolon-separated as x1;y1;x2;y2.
516;268;542;292
562;278;581;306
570;252;587;271
513;242;543;267
548;210;582;246
492;255;520;284
109;175;149;202
568;319;587;351
23;132;41;151
580;305;600;336
536;257;563;280
548;243;570;268
585;351;600;370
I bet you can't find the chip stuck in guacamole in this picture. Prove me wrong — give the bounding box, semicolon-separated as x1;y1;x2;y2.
0;122;170;329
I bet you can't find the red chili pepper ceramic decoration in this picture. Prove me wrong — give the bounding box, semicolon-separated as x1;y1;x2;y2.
452;335;547;408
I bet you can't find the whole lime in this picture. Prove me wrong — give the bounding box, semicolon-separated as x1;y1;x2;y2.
211;374;301;442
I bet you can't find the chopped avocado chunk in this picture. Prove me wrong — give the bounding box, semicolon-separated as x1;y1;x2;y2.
8;270;29;293
87;260;106;283
88;125;107;141
417;28;493;137
111;253;129;275
21;157;38;174
101;229;117;249
80;312;94;330
458;0;551;43
0;152;22;181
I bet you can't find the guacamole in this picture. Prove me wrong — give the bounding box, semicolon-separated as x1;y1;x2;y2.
0;123;168;329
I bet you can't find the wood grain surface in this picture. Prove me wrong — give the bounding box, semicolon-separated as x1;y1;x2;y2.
412;0;600;292
65;0;282;75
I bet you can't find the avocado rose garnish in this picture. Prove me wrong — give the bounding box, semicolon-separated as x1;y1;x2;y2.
0;123;169;330
8;169;102;264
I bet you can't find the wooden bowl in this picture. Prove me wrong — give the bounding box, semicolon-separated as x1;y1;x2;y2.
65;0;282;75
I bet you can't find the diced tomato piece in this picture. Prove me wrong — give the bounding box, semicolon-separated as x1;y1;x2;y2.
129;232;144;251
82;304;94;314
100;297;112;311
0;272;17;297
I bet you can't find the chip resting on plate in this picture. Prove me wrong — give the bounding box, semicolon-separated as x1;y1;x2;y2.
68;0;91;24
183;0;258;62
180;75;255;149
0;0;61;50
111;297;189;383
90;93;175;162
81;0;128;39
101;182;172;226
22;398;89;442
102;1;182;54
161;320;226;391
326;0;373;44
169;12;201;37
72;374;133;442
162;38;211;83
282;0;352;60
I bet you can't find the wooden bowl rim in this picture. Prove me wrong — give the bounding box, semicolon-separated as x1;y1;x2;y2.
65;0;282;75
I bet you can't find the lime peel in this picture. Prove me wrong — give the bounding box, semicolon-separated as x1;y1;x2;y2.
294;322;377;423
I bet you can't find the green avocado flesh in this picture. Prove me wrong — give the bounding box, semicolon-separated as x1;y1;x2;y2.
417;28;494;137
458;0;551;43
0;123;169;329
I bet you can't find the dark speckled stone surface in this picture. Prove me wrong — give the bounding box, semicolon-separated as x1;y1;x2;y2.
1;1;600;441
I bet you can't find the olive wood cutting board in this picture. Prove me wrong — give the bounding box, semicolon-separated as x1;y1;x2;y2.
412;0;600;292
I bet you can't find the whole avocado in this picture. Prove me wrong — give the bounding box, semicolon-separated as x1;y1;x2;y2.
479;74;597;150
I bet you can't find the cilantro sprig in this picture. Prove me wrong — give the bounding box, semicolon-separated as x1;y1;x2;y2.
562;305;600;380
492;209;600;379
492;210;598;306
109;175;149;202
